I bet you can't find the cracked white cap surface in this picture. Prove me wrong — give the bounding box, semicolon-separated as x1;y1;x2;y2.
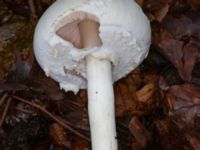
34;0;151;93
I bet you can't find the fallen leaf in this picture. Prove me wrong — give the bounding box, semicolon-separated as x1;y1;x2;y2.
49;123;70;147
162;15;200;39
154;117;192;150
144;0;170;12
0;44;3;52
189;0;200;11
158;36;200;81
143;0;171;22
73;139;89;150
159;76;169;91
181;40;199;81
41;0;55;5
164;93;174;110
167;84;200;123
129;116;151;148
136;83;155;102
154;3;169;22
135;0;144;7
185;132;200;150
192;63;200;86
159;37;185;76
159;38;183;68
115;82;137;117
115;69;141;117
168;84;200;103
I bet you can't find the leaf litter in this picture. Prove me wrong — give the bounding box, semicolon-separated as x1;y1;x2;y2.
0;0;200;149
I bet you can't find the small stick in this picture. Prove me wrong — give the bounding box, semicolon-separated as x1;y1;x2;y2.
14;107;34;114
13;95;90;141
0;97;12;127
0;93;9;106
28;0;37;18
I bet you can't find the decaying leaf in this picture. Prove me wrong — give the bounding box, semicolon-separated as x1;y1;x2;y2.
135;0;144;7
153;3;169;22
168;84;200;103
115;69;141;117
154;117;192;150
136;83;155;103
73;139;89;150
159;38;184;74
189;0;200;11
144;0;171;22
0;0;200;149
181;41;199;81
185;132;200;150
158;36;200;81
167;84;200;123
164;93;174;111
129;116;151;148
49;123;70;147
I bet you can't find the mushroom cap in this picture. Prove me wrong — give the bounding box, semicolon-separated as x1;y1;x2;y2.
34;0;151;93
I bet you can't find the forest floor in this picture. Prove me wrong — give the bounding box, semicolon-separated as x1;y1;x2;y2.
0;0;200;149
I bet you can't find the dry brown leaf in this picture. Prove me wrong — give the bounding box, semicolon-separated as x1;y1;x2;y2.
115;84;126;117
143;73;158;84
159;38;184;71
135;0;144;7
0;70;4;80
154;3;169;22
189;0;200;11
115;73;163;119
167;84;200;123
143;0;171;22
73;139;89;150
158;76;169;91
162;15;200;39
154;118;191;149
0;45;3;52
130;69;142;88
49;123;70;147
158;37;198;81
129;116;151;148
182;40;199;81
115;69;142;117
115;82;137;117
152;29;173;46
185;132;200;150
164;93;174;111
144;0;170;12
136;83;155;103
168;84;200;103
158;36;199;81
41;0;55;5
115;69;163;117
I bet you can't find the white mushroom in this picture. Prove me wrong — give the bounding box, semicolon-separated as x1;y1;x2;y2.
33;0;151;150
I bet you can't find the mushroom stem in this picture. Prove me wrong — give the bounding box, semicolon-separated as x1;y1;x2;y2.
86;55;117;150
79;21;118;150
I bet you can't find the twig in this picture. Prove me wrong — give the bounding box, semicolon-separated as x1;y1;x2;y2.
57;116;90;132
0;97;12;127
13;95;90;141
14;107;34;114
0;93;9;106
28;0;37;18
